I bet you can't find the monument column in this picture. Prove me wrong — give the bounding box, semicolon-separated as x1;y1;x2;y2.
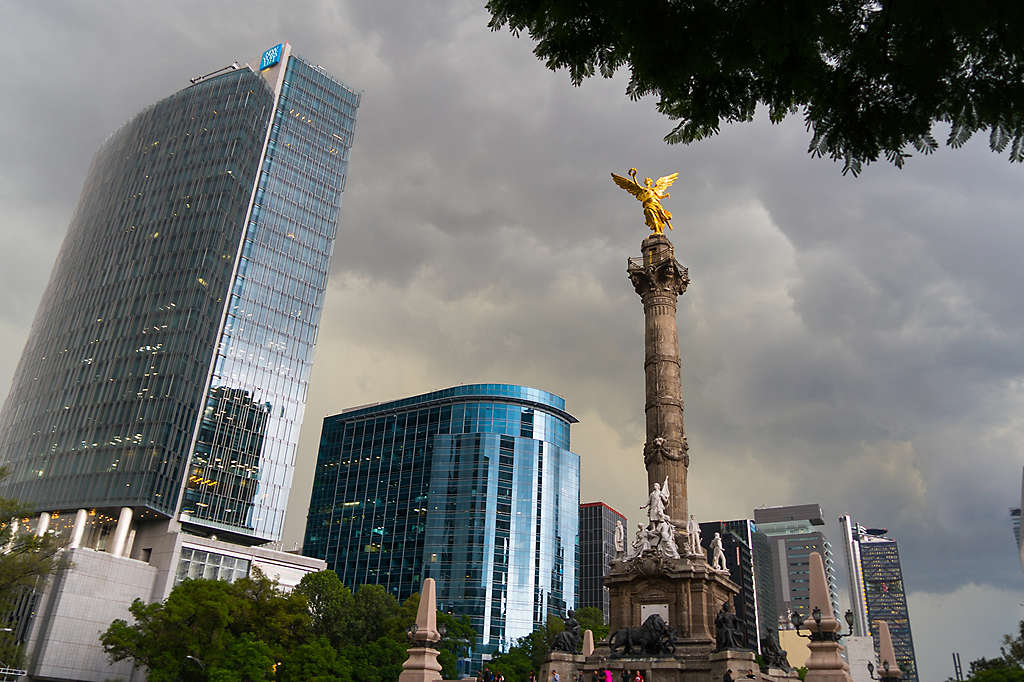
628;233;690;523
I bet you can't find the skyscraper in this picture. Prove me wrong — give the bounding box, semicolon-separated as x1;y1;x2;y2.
699;519;778;652
753;504;840;621
839;515;919;682
303;384;580;668
579;501;626;622
0;43;358;681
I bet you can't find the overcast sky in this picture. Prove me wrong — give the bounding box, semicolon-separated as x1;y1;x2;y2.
2;2;1022;678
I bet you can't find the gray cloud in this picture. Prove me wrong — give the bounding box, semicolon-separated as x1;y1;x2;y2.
2;0;1022;676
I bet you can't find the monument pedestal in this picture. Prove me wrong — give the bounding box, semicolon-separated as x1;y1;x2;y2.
399;647;443;682
540;652;585;682
708;650;758;680
606;554;738;660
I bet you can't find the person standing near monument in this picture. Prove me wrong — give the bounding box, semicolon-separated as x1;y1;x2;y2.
723;669;735;682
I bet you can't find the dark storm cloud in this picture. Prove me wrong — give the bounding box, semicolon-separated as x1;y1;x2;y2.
2;1;1022;677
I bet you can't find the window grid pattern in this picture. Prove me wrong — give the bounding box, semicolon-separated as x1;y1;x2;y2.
860;539;919;682
175;546;251;585
0;69;275;515
578;503;624;623
303;385;579;668
181;56;360;541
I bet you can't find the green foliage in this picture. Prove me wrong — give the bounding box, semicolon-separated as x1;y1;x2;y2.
486;0;1024;174
438;609;476;679
796;666;808;680
0;467;63;667
574;606;609;644
491;611;604;680
969;669;1024;682
103;570;478;681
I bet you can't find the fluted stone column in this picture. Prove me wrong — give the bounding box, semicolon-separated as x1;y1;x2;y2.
628;233;690;522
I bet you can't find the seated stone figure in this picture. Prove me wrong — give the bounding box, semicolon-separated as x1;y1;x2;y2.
714;602;745;651
551;610;581;653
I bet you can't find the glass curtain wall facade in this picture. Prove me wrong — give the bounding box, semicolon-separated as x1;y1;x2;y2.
303;384;580;665
0;44;359;544
847;528;919;682
180;53;360;540
578;502;625;622
700;520;762;652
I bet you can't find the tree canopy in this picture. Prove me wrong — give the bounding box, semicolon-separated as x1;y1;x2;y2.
101;571;475;682
486;0;1024;174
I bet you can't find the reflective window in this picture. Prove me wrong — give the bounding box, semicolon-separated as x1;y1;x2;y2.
303;385;579;671
175;546;251;585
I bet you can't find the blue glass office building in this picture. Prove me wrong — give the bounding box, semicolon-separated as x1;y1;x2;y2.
304;384;581;662
0;43;359;544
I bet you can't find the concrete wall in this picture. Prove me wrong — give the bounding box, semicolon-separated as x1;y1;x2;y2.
26;548;156;682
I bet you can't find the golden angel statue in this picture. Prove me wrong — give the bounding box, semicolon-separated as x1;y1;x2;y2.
611;168;679;234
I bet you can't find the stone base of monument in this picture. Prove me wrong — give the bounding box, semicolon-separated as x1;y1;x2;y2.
398;646;443;682
582;651;799;682
606;554;738;653
708;650;759;679
540;651;586;681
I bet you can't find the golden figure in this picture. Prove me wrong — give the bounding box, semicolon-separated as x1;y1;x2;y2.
611;168;680;234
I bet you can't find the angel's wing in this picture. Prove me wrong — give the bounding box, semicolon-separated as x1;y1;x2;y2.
662;475;670;501
653;172;679;194
611;172;644;199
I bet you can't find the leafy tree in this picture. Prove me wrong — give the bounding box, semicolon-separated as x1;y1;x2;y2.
574;606;609;644
105;570;479;681
486;0;1024;174
1001;620;1024;667
294;569;355;647
101;572;316;681
0;467;63;667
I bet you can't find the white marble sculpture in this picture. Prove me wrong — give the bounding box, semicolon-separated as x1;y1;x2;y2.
627;522;651;559
709;532;728;572
655;518;680;559
642;476;671;525
686;514;702;555
614;519;625;556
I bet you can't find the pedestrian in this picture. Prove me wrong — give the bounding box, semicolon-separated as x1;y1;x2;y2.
529;672;537;682
552;671;560;682
723;669;735;682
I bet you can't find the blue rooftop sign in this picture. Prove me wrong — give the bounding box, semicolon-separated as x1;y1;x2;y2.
259;43;283;71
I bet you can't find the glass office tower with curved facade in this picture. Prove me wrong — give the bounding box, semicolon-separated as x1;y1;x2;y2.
0;43;359;546
304;384;580;667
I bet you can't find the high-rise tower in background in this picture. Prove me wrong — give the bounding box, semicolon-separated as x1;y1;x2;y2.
0;44;358;682
753;504;840;621
579;501;626;622
0;42;358;546
699;519;778;652
839;515;919;682
303;384;580;668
